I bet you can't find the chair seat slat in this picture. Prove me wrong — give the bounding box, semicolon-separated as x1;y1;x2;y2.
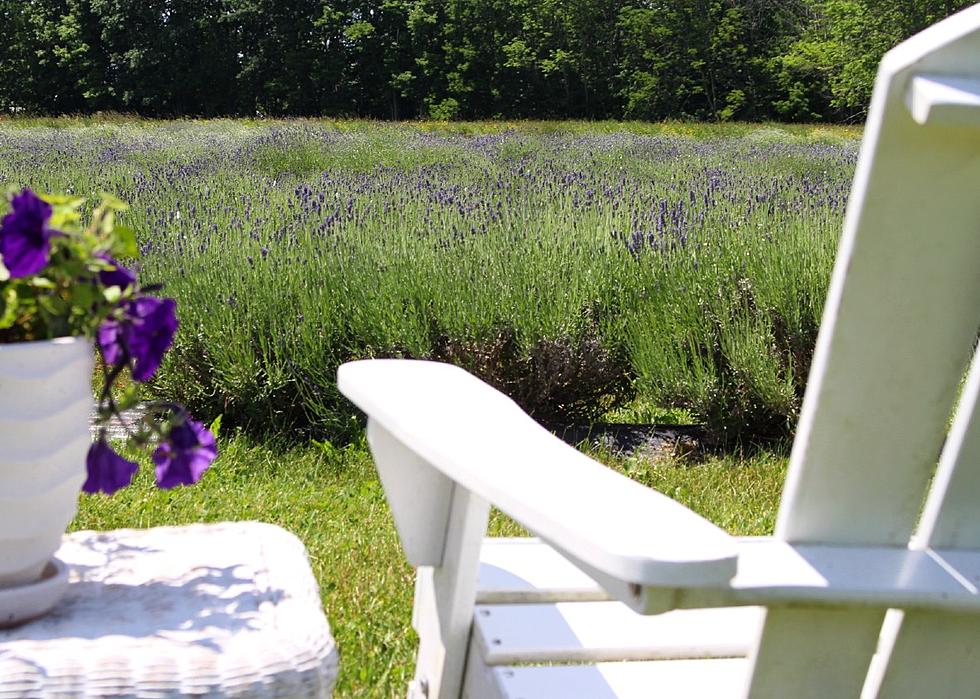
469;659;749;699
473;602;760;664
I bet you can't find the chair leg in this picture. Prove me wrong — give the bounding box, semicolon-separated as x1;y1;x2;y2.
410;485;490;699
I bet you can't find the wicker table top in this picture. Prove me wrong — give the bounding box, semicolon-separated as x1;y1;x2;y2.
0;522;338;698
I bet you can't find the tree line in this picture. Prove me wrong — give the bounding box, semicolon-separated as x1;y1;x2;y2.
0;0;970;121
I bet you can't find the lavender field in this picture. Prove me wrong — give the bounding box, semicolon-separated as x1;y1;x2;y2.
0;120;860;444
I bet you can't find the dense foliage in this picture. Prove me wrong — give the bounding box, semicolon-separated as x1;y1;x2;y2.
0;121;856;445
0;1;969;121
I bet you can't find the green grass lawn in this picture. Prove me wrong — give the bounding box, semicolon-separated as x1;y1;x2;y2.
73;432;787;698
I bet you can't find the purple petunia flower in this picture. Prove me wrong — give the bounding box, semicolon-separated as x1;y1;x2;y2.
96;253;136;291
152;417;217;489
83;439;139;495
0;189;58;278
96;315;125;366
126;297;178;381
97;296;178;381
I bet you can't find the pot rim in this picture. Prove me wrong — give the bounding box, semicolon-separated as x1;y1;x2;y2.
0;335;92;354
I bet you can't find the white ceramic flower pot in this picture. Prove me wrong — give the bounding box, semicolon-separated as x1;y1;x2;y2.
0;336;93;587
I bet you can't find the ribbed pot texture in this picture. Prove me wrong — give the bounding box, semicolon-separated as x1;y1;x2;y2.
0;336;93;587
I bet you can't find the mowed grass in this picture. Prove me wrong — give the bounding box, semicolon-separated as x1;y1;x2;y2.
73;433;787;698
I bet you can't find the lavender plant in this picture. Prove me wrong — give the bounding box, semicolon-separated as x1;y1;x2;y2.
0;121;858;443
0;187;216;494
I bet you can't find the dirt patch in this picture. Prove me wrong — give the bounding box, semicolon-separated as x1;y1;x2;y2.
556;423;705;460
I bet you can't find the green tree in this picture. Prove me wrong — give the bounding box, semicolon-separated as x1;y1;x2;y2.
777;0;973;121
0;0;95;113
222;0;330;116
617;1;755;121
82;0;240;115
0;0;972;120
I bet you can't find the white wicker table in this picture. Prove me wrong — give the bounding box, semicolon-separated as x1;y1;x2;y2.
0;522;338;697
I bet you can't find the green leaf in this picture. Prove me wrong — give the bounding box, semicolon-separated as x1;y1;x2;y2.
114;385;142;410
29;277;57;289
0;287;19;329
110;224;138;259
46;195;85;232
98;193;129;212
42;194;86;208
93;208;115;237
209;414;223;438
103;285;122;304
70;282;98;309
38;294;68;317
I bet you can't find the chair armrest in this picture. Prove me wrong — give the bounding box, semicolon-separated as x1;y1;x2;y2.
338;360;737;591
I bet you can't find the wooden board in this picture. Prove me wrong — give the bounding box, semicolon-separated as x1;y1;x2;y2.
477;538;608;603
749;7;980;695
472;602;761;664
466;658;749;699
339;360;738;595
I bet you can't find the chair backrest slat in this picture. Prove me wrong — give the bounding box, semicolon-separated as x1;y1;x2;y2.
776;7;980;549
917;345;980;549
861;346;980;697
745;7;980;697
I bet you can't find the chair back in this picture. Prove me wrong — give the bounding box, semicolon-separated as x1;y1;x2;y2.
747;8;980;696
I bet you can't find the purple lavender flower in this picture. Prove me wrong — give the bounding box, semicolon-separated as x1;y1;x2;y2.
97;296;178;381
152;417;217;489
96;253;136;291
0;189;58;278
83;439;139;495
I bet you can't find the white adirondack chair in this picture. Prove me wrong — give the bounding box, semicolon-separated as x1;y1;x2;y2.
338;7;980;698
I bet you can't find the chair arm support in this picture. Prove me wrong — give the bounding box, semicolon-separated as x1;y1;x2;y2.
338;360;737;590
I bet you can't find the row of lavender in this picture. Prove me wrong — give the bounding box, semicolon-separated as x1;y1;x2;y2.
0;122;858;444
